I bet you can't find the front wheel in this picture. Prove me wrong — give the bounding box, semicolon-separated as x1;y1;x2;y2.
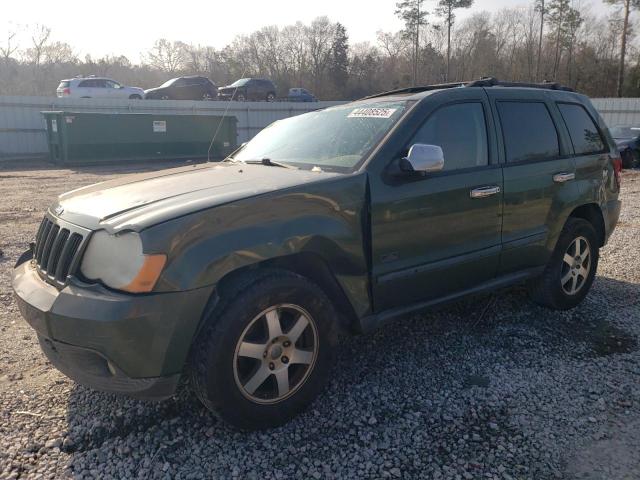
266;92;276;102
235;93;246;102
129;94;142;100
190;270;337;430
527;218;599;310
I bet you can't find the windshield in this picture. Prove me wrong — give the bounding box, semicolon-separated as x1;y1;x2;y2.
160;78;177;88
610;126;640;139
233;101;410;172
231;78;250;87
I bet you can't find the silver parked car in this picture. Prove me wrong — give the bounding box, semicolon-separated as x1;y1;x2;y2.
56;76;145;100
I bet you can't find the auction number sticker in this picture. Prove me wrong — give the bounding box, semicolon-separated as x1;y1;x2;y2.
153;120;167;133
348;107;397;119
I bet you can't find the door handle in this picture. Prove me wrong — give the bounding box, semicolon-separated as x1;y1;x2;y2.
470;186;501;199
553;172;575;183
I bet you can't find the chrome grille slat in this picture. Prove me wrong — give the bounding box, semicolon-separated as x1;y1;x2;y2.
33;215;86;287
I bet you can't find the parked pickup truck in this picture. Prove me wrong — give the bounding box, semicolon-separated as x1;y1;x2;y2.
12;78;621;430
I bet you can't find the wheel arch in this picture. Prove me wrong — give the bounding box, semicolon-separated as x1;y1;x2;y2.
211;253;361;336
568;203;606;247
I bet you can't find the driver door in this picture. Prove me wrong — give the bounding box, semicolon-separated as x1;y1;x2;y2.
370;91;504;311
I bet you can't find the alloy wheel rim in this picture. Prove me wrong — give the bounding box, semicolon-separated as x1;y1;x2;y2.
233;304;318;404
561;236;591;295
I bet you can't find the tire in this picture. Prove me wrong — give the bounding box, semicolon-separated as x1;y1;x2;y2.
129;94;142;100
266;92;276;102
621;149;634;169
160;95;171;100
235;93;246;102
202;92;214;101
190;269;337;430
527;218;599;310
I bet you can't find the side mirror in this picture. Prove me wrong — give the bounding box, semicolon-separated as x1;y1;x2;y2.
401;144;444;173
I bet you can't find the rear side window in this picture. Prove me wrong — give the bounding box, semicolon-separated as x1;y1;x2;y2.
410;102;488;171
497;102;560;163
557;103;606;155
78;80;94;87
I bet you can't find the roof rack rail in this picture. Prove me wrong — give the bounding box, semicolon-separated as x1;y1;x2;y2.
362;77;574;99
467;77;575;92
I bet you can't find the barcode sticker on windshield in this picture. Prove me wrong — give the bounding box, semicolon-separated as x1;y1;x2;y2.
348;108;397;119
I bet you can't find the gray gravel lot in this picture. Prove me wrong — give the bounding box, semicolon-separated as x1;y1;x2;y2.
1;161;639;480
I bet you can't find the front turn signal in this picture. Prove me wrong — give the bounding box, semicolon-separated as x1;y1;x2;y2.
121;254;167;293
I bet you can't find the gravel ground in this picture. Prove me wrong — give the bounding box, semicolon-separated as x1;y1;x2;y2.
1;161;639;480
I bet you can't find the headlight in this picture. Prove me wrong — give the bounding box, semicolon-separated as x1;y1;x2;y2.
80;231;166;293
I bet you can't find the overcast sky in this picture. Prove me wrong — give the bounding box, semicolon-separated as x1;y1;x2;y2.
2;0;616;62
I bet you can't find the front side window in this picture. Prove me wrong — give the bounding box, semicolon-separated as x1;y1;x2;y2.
558;103;606;155
409;102;489;171
231;78;250;87
160;78;177;88
233;101;410;172
497;101;560;163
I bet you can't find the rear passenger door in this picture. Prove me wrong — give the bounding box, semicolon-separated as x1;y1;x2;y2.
487;89;577;275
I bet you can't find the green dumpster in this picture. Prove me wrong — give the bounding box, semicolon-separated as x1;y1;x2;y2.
42;111;237;165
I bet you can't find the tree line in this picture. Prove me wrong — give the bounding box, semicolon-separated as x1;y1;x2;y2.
1;0;639;100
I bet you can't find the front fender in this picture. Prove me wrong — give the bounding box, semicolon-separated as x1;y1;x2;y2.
142;174;370;310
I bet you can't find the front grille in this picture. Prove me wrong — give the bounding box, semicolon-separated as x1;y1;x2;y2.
34;216;84;284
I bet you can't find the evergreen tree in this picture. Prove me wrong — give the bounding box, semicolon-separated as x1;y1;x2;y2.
605;0;640;96
436;0;473;81
395;0;428;85
329;23;349;98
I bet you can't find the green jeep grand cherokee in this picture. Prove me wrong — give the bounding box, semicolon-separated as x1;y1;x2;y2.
12;79;621;429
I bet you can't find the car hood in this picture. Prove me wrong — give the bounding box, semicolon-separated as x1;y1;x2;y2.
144;87;162;94
52;162;340;233
218;86;240;92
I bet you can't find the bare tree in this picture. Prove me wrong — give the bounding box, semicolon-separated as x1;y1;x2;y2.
305;17;335;96
145;39;187;74
0;25;20;62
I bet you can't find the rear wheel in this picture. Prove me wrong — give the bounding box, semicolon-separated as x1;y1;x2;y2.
527;218;599;310
266;92;276;102
190;270;337;430
129;94;142;100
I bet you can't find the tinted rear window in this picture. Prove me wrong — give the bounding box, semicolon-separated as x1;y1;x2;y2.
497;101;560;163
557;103;606;155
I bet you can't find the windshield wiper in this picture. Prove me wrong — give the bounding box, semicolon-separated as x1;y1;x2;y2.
243;158;297;169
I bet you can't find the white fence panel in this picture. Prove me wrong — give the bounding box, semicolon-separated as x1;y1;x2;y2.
2;96;640;161
591;98;640;127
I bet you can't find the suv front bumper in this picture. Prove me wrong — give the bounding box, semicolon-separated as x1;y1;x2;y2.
12;252;212;400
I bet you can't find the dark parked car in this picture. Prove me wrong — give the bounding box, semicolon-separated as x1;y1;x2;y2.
610;125;640;168
218;78;277;102
288;88;317;102
144;76;217;100
13;79;621;430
